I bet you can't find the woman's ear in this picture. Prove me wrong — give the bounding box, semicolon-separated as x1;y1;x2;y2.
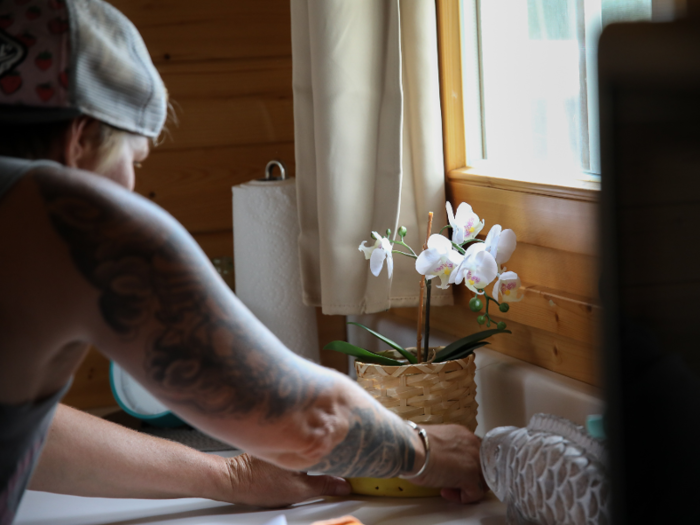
63;116;100;169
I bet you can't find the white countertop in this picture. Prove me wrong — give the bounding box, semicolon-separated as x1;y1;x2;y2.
15;490;507;525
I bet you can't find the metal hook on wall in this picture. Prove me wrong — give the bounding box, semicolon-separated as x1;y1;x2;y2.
264;160;287;180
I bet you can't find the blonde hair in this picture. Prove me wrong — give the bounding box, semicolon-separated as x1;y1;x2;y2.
95;96;177;171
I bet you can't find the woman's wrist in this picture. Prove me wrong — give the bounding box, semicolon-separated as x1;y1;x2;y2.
204;453;242;504
398;421;428;479
399;421;430;479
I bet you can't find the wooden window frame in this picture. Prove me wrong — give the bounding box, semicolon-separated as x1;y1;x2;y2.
422;0;601;386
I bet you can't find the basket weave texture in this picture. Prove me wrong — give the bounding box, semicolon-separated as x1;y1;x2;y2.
355;352;478;431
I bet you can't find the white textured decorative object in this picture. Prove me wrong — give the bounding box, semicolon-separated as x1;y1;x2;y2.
232;177;319;362
481;413;609;525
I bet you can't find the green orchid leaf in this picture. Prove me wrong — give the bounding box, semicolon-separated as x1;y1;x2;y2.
433;329;512;362
323;340;403;366
434;342;490;363
346;322;417;364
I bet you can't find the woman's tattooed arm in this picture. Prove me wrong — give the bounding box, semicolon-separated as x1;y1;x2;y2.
309;406;417;478
37;169;318;420
34;169;417;477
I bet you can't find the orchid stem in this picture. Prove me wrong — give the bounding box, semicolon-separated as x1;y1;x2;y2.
392;250;417;259
417;211;434;364
440;225;452;234
423;279;432;361
452;242;466;255
484;293;500;306
416;277;425;363
391;240;418;257
484;294;498;327
461;238;484;246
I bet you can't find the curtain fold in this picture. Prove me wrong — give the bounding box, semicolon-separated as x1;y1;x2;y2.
292;0;451;315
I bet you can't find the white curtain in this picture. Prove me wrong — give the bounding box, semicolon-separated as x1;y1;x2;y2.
291;0;451;315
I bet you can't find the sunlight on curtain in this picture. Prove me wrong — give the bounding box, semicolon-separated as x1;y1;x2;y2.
292;0;450;315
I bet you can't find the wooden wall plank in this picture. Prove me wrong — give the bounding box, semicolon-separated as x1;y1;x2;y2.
61;348;115;410
192;230;233;260
451;180;599;256
135;142;295;233
506;243;598;300
454;285;599;346
108;0;293;64
391;307;599;385
317;309;349;374
158;58;292;100
159;96;295;151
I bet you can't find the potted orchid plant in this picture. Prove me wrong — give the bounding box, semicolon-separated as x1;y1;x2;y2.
324;200;523;366
327;200;524;498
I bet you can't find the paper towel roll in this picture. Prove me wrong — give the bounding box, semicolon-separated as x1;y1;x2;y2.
232;178;320;362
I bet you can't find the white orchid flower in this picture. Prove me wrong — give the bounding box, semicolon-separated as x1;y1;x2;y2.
494;270;523;303
359;231;394;278
483;224;517;267
446;201;485;245
450;242;499;293
415;234;464;289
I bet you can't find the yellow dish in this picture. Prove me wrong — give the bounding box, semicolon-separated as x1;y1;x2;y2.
347;477;441;498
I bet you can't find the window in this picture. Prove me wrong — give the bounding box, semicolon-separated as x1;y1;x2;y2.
434;0;684;384
459;0;673;187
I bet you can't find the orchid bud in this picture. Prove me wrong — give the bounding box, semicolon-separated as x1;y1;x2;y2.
398;226;408;238
469;297;483;312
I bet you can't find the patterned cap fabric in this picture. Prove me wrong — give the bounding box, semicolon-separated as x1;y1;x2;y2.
0;0;166;138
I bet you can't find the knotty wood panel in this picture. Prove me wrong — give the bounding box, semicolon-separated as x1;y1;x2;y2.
392;306;600;386
159;96;295;152
192;230;234;260
317;309;350;374
108;0;293;64
61;348;116;410
454;285;599;346
135;142;295;233
451;180;598;256
503;243;598;300
158;58;293;100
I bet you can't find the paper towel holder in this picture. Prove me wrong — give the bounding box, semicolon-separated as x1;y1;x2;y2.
263;160;287;181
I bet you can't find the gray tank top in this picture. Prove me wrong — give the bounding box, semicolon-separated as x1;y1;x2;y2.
0;156;69;525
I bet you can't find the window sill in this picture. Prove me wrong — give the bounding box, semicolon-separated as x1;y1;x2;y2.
447;167;600;202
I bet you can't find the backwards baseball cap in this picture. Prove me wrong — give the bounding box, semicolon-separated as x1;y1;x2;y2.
0;0;166;138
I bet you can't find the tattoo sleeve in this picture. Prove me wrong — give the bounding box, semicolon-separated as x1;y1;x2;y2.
36;171;320;421
310;406;417;478
36;171;417;478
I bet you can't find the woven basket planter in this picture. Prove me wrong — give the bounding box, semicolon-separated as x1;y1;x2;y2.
355;351;478;432
348;350;478;497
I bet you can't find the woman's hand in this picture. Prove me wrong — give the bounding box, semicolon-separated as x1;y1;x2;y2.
409;424;487;504
222;454;350;507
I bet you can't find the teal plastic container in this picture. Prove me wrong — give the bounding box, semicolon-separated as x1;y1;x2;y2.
109;362;184;428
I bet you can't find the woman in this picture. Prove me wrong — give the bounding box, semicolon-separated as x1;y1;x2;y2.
0;1;484;523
